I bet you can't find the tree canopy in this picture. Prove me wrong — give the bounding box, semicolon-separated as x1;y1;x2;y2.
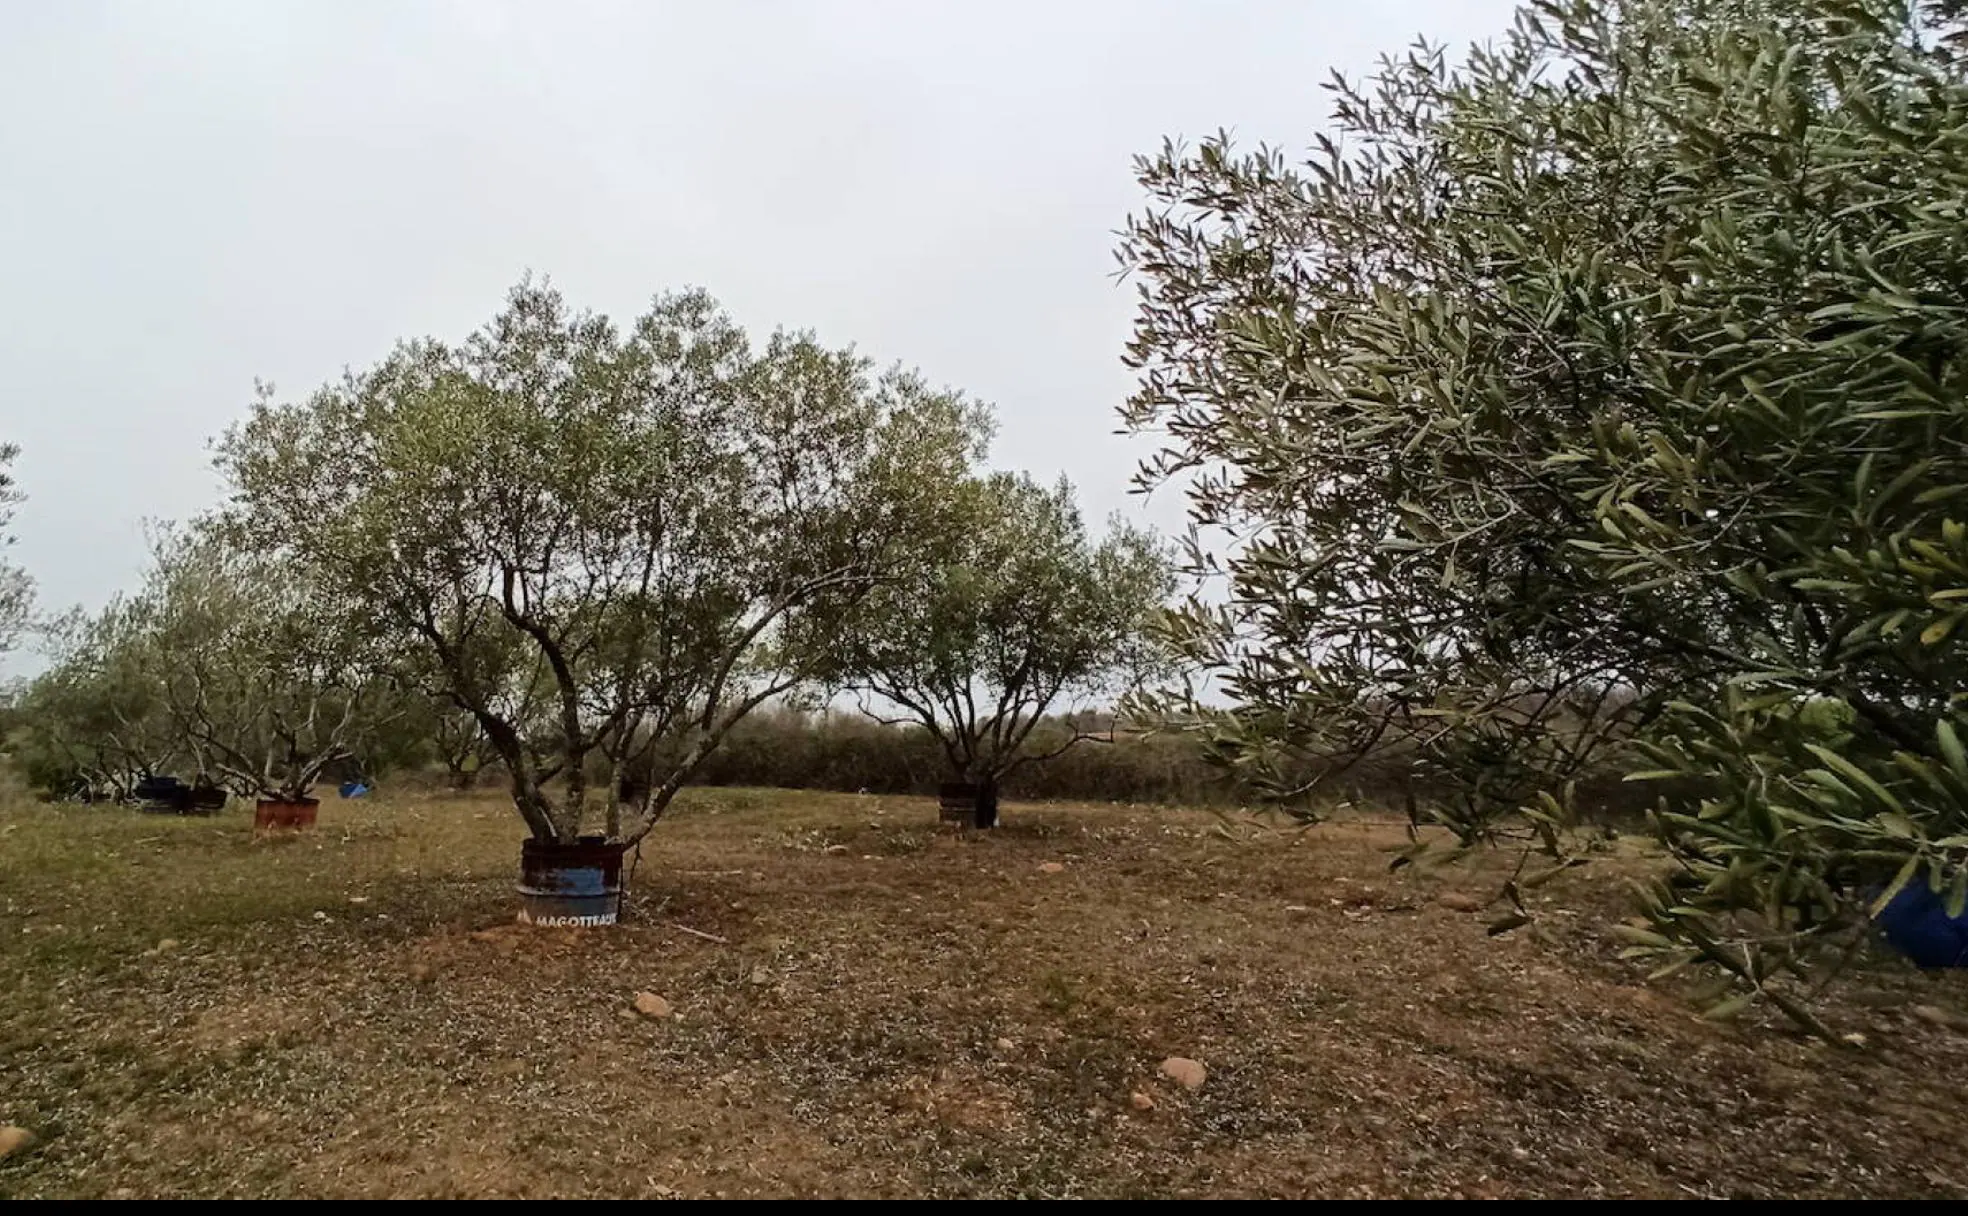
1120;0;1968;1022
829;471;1172;785
142;525;397;802
0;443;33;658
9;595;178;802
218;279;990;844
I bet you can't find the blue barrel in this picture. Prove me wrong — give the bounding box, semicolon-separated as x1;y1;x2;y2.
1875;881;1968;969
517;836;626;927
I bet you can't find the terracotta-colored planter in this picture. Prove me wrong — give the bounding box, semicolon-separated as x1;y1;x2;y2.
254;797;320;832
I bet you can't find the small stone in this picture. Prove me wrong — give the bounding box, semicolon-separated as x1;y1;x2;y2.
1130;1091;1156;1111
1038;862;1065;874
0;1125;35;1159
348;895;368;905
312;911;330;922
1159;1057;1207;1090
994;1037;1015;1051
1438;893;1484;913
155;937;180;952
1510;1146;1531;1161
748;967;770;986
633;992;673;1019
1840;1032;1869;1049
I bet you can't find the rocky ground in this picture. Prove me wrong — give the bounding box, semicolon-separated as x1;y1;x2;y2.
2;787;1966;1199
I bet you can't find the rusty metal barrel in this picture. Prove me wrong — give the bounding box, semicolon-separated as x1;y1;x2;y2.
937;780;999;829
254;797;319;832
517;836;626;927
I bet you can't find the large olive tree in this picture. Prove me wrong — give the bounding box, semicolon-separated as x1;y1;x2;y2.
829;471;1172;795
218;280;988;846
1121;0;1968;1024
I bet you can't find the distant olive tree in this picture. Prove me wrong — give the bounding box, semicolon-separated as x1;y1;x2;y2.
218;280;988;846
391;628;548;790
11;597;180;801
1121;0;1968;1027
0;443;34;657
418;697;506;791
144;525;397;803
829;471;1172;794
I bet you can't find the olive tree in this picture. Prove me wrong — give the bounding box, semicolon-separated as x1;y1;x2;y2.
414;697;508;791
1120;0;1968;1024
0;443;33;657
830;471;1172;794
392;628;548;790
218;280;988;846
11;598;180;801
144;525;397;803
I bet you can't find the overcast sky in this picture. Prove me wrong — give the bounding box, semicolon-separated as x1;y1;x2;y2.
0;0;1517;670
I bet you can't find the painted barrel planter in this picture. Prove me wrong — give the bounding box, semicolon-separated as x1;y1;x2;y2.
254;797;320;832
937;780;1000;830
937;781;973;825
517;836;627;928
135;774;188;814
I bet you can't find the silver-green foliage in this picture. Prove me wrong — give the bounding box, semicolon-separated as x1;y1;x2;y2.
15;526;395;803
141;525;397;802
12;596;180;801
0;443;33;656
829;471;1174;782
1120;0;1968;1021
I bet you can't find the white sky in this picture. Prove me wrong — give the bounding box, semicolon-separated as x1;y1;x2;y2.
0;0;1518;671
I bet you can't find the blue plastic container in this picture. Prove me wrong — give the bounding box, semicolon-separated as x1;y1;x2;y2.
1875;882;1968;969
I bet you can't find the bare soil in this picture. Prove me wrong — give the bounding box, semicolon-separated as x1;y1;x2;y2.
2;787;1966;1199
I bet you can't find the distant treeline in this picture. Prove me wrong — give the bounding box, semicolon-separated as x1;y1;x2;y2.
684;710;1240;805
4;697;1660;817
472;710;1657;818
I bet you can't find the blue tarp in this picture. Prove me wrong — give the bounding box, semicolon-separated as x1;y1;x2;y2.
1875;882;1968;969
338;781;370;799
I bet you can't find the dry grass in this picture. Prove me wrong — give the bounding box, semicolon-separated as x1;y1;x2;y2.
2;787;1967;1199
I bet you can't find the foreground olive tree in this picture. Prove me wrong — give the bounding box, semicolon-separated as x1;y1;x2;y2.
1121;0;1968;1023
219;281;986;846
829;472;1171;799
